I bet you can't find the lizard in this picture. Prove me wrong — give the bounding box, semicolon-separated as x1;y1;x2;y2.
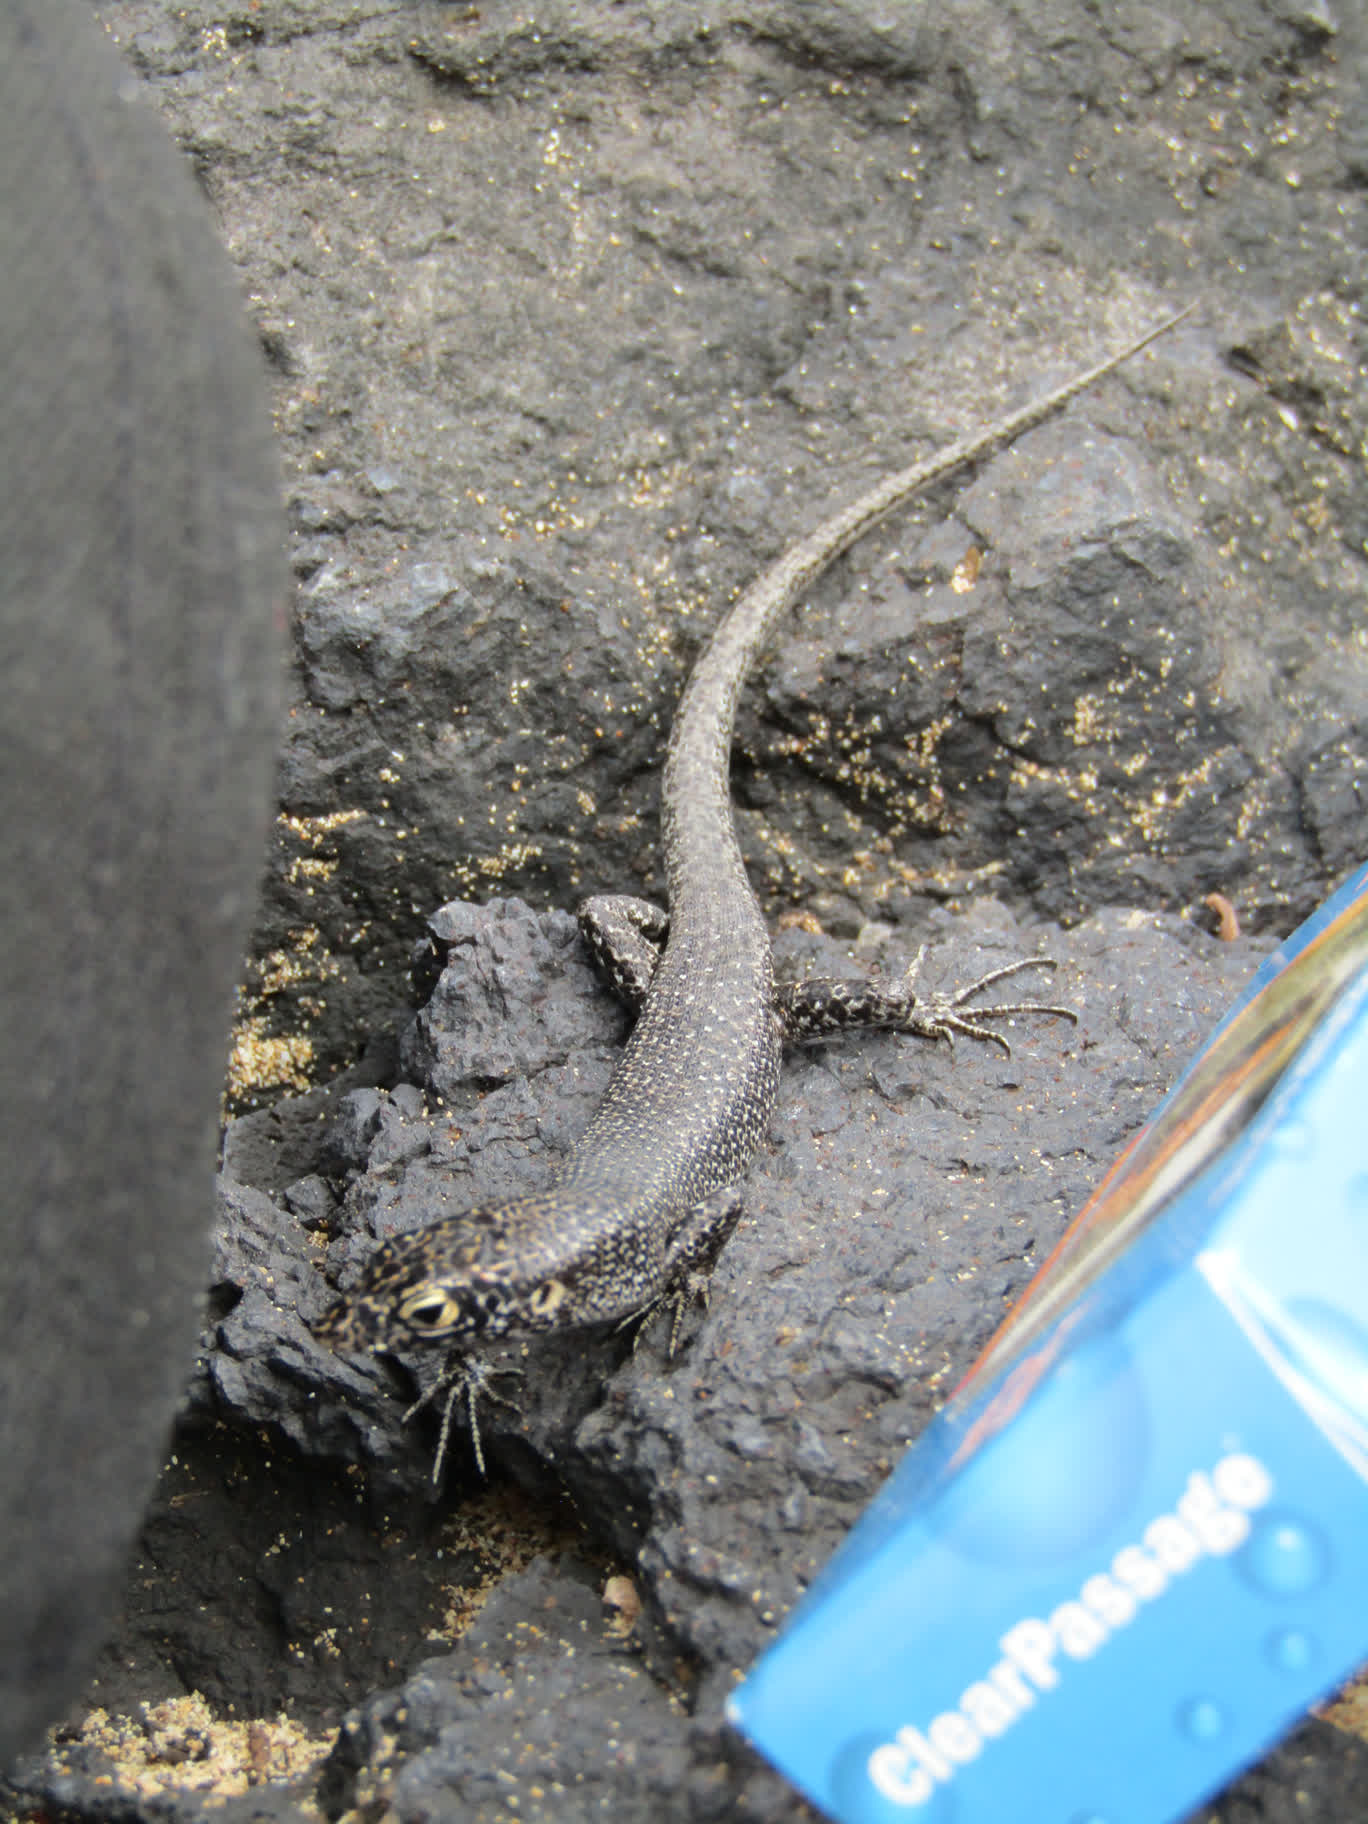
313;303;1194;1476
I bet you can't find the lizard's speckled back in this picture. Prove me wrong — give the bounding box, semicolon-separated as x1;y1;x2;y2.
315;306;1191;1367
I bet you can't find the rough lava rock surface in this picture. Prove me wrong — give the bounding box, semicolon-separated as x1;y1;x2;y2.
9;1;1367;1821
90;0;1368;1096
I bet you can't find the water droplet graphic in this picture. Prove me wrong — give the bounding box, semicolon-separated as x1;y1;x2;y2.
1236;1511;1329;1597
1178;1697;1227;1743
1265;1627;1316;1674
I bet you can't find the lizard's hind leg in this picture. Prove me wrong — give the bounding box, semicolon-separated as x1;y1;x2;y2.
777;948;1077;1058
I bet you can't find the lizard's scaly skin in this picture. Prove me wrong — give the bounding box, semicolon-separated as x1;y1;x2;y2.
313;307;1191;1365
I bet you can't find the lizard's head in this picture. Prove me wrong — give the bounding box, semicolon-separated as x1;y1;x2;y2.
312;1199;583;1355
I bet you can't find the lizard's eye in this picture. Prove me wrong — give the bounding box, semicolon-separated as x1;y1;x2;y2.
528;1278;569;1320
398;1288;466;1334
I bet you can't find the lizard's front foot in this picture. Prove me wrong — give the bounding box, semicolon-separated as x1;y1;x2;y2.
620;1183;745;1357
405;1353;522;1484
625;1264;719;1359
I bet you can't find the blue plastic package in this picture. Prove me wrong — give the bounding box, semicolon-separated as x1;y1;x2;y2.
728;864;1368;1824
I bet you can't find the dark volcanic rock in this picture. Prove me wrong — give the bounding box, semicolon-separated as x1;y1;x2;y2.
90;0;1367;1095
